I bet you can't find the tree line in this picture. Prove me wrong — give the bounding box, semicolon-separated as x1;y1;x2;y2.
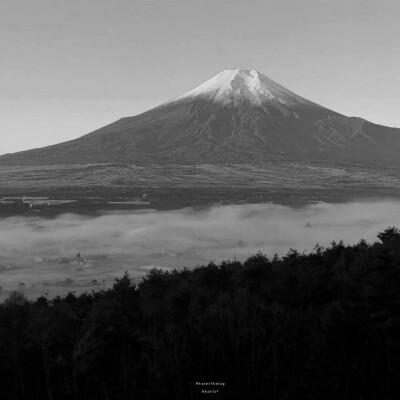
1;227;400;399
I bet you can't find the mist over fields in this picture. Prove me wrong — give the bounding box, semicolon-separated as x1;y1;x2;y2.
1;200;399;299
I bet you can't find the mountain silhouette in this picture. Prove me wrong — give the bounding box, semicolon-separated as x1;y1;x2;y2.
1;69;400;165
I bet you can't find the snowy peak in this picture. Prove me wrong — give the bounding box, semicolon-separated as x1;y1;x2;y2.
176;69;310;106
2;66;400;168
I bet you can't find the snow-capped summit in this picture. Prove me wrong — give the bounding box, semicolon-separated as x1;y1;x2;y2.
176;69;310;106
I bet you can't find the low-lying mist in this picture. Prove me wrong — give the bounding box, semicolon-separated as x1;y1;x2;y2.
0;200;399;298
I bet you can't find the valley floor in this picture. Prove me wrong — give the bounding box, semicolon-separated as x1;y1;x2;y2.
1;158;400;217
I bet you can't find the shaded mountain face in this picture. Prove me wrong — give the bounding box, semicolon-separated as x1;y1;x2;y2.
1;69;400;165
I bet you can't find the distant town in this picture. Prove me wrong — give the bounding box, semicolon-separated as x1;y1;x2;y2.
0;194;151;217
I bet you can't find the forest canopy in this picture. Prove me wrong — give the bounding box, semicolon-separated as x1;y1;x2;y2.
1;227;400;400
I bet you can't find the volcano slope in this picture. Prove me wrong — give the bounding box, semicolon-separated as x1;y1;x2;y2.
1;69;400;208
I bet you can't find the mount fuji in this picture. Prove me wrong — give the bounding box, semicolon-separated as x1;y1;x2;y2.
1;69;400;166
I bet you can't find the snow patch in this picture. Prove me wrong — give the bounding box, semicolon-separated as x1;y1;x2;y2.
176;69;310;109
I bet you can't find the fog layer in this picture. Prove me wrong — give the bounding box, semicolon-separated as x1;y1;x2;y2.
0;201;399;298
2;200;400;260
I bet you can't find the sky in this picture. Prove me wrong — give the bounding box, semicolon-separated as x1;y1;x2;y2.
0;0;399;154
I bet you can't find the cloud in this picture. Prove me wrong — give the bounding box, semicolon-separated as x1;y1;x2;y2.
0;200;399;298
1;201;400;260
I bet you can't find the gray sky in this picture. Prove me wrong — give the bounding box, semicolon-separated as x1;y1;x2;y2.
1;0;399;154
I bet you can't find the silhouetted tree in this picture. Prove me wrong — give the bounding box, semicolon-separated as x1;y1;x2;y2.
0;228;400;399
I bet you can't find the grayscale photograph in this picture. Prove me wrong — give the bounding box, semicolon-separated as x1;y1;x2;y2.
0;0;399;399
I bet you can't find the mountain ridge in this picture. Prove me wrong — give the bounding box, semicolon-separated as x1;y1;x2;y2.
1;69;400;166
